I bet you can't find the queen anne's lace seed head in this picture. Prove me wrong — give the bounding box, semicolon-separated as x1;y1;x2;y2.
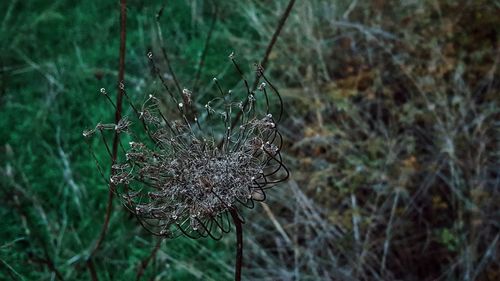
85;55;288;240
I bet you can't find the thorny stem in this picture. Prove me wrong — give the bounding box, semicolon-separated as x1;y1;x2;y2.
230;208;244;281
87;0;127;279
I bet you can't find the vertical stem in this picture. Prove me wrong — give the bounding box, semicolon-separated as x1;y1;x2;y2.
87;1;127;279
115;0;127;126
230;209;243;281
95;0;127;253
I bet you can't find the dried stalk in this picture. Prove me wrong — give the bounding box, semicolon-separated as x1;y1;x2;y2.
230;0;296;131
86;0;127;279
230;209;244;281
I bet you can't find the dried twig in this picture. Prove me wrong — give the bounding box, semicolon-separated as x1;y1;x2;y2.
136;239;163;281
261;202;292;245
86;0;128;279
230;209;244;281
251;0;296;89
30;255;65;281
230;0;296;131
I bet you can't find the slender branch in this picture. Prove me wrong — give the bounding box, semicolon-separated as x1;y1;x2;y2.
86;259;98;281
229;0;296;131
135;238;163;281
251;0;296;89
192;2;218;92
30;257;64;281
155;6;182;96
230;209;243;281
87;0;128;277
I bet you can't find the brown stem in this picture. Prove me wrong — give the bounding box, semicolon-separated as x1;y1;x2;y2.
230;209;243;281
86;259;98;281
87;0;127;277
251;0;296;89
135;238;163;281
30;252;65;281
228;0;296;133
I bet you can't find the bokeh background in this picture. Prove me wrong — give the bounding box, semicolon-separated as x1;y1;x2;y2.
1;0;499;280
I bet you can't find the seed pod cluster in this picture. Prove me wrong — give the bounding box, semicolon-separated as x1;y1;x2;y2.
85;53;289;239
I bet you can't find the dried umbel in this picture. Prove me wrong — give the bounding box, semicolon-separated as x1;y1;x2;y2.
84;53;289;240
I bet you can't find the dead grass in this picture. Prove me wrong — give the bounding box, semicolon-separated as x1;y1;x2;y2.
225;0;500;280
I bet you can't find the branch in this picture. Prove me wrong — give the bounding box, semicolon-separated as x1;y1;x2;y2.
230;209;244;281
87;0;128;278
135;239;163;281
251;0;296;89
229;0;296;132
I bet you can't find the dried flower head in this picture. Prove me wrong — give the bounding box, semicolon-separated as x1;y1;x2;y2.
85;53;288;239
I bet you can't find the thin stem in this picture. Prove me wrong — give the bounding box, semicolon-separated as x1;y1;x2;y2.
86;259;98;281
251;0;296;89
155;8;182;96
29;247;65;281
136;238;163;281
192;2;218;92
228;0;296;132
87;0;127;276
230;209;243;281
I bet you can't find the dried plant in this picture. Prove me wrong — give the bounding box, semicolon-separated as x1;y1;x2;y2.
84;52;289;279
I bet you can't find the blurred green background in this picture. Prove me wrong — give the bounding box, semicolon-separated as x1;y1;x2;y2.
1;0;499;280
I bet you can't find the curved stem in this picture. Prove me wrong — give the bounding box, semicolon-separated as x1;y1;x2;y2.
230;209;243;281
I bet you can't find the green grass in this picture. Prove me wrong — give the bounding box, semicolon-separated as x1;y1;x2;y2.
0;1;244;280
2;0;499;280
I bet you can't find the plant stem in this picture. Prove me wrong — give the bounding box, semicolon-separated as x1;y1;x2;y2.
228;0;296;132
94;0;127;254
87;1;127;279
135;238;163;281
230;209;243;281
251;0;296;89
